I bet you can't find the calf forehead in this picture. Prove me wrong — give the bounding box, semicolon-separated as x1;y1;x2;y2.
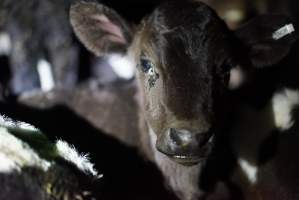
137;1;232;61
159;31;214;119
148;0;232;72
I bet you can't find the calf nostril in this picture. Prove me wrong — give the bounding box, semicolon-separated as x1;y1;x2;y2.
169;128;193;147
196;132;213;147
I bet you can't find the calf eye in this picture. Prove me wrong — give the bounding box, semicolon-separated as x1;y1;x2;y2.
140;58;154;73
138;53;159;89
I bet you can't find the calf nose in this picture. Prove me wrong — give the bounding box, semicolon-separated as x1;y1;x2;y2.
169;128;212;150
156;128;213;165
168;128;197;150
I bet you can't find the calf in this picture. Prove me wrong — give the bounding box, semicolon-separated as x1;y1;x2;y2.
0;122;103;200
0;0;297;199
0;0;79;94
226;33;299;199
69;0;296;198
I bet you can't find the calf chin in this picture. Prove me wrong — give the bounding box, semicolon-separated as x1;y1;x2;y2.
149;128;204;200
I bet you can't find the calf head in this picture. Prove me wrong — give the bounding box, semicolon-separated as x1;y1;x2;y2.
70;0;296;165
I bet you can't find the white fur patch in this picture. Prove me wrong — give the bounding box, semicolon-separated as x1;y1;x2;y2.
55;140;102;178
0;127;51;173
37;59;55;92
229;66;245;90
0;115;38;132
0;116;102;178
272;88;299;130
107;54;135;80
0;32;11;55
0;152;20;173
238;158;258;184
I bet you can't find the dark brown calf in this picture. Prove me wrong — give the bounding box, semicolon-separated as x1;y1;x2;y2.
0;0;296;199
69;1;296;199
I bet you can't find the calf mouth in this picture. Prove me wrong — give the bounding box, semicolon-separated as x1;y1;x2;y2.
157;135;214;166
170;155;206;166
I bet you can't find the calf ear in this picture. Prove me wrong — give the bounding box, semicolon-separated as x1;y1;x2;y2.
235;15;298;68
70;1;133;56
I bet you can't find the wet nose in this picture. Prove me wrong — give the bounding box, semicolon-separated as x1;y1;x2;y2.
169;128;212;149
156;128;212;157
168;128;197;150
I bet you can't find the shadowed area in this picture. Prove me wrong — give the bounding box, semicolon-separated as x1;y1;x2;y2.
0;100;178;200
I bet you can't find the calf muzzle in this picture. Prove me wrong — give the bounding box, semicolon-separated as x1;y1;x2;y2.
156;128;213;166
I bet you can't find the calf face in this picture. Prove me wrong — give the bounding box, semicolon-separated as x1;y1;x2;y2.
70;0;296;165
130;2;236;165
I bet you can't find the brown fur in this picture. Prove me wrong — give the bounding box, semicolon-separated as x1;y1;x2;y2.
68;1;298;199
